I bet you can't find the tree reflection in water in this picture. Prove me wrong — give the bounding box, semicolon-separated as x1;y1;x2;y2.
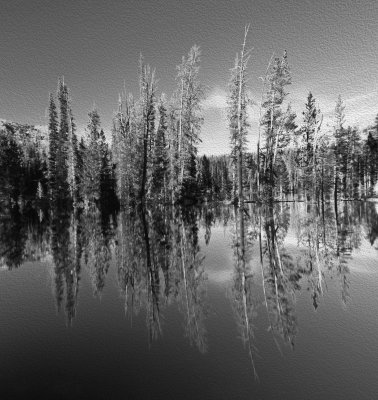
0;203;49;270
81;204;113;297
228;200;373;377
1;199;377;364
230;205;259;380
50;208;81;324
116;206;207;351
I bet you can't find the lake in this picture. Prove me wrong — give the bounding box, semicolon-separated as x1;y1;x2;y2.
1;201;378;399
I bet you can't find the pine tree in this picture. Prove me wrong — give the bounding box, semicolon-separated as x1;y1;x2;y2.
365;117;378;195
67;106;77;204
298;92;322;199
137;56;156;202
82;109;103;204
174;45;205;201
53;78;77;205
56;79;69;198
151;96;170;201
48;93;59;201
74;135;85;204
261;51;295;198
198;155;212;198
227;25;250;205
112;93;139;206
346;127;362;198
167;103;179;204
333;95;346;201
301;92;318;166
99;128;116;208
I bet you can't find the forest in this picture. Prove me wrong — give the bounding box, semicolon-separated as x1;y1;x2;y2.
1;28;378;212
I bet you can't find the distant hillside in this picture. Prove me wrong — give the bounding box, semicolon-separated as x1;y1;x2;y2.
0;120;49;204
0;119;48;160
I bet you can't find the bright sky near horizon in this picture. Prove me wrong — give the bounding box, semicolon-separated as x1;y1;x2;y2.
1;0;377;154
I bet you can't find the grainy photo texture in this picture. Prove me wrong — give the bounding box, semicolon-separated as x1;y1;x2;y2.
1;1;378;399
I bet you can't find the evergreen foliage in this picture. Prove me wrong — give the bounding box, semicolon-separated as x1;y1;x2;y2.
261;51;296;197
151;96;170;200
173;45;205;202
82;109;103;203
2;43;378;212
48;93;59;200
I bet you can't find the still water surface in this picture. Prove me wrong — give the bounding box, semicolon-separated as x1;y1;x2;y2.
1;201;378;399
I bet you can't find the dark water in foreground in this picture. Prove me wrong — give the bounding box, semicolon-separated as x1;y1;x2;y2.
1;201;378;399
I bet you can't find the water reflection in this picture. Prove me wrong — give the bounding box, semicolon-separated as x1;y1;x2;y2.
228;200;378;378
0;203;49;269
1;200;378;364
81;205;113;296
230;206;259;379
50;208;81;323
262;203;298;347
116;206;207;350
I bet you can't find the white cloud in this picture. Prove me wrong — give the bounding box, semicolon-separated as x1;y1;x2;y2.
289;87;378;130
202;87;227;111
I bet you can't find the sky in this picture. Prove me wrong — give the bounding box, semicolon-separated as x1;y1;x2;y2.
1;0;377;155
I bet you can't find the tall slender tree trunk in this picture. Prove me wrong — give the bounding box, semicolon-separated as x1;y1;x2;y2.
178;79;184;186
257;54;274;200
236;25;249;206
334;165;338;212
140;124;148;202
321;160;325;204
67;110;76;205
